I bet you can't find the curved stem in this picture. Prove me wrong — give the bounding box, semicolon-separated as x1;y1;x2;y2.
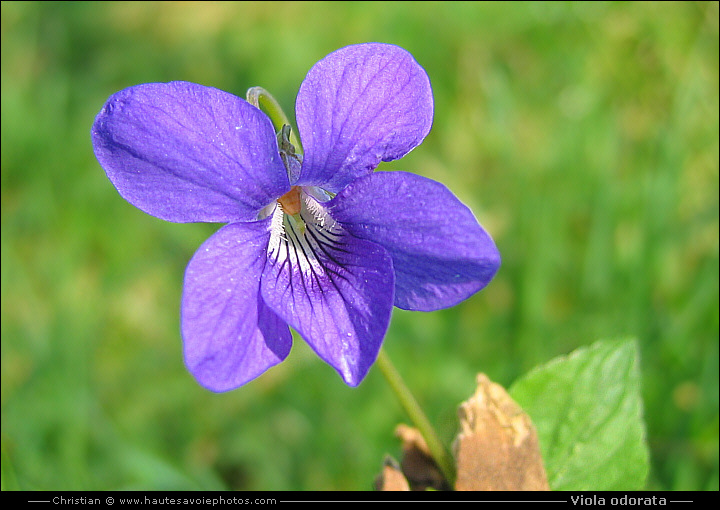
246;86;303;152
375;347;456;487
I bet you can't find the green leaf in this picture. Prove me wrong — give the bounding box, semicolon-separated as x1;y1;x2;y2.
509;338;649;491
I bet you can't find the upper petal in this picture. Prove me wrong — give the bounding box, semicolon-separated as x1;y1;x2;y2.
182;220;292;392
328;171;501;311
260;194;394;386
295;43;433;193
92;81;290;223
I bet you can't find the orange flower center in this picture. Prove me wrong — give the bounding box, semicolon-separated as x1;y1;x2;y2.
278;186;301;215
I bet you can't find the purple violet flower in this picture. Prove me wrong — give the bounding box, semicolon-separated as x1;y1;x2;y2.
91;43;500;392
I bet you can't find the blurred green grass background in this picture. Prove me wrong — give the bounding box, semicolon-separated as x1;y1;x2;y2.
1;1;717;491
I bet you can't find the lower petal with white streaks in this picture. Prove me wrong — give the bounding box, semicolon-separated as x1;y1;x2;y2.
261;192;395;386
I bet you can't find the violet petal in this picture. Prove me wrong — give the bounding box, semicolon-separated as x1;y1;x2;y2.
92;81;290;223
295;43;433;192
260;199;394;386
182;220;292;392
328;171;501;311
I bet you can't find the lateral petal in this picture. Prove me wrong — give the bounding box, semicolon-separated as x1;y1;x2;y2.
295;43;433;192
92;81;290;223
182;220;292;392
261;195;394;386
328;171;501;311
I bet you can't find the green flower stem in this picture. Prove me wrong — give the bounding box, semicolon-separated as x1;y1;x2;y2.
246;86;303;152
375;347;456;487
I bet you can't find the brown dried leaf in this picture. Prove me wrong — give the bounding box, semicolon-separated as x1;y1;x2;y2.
454;373;550;491
374;425;451;491
395;424;450;491
374;456;411;491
